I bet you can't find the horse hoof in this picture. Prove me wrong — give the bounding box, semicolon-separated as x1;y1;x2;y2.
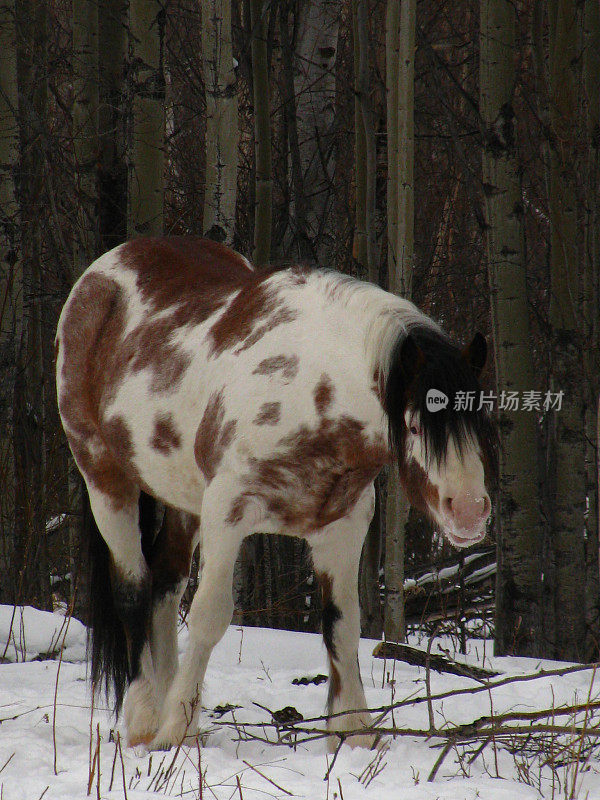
127;732;155;749
150;724;202;751
124;677;159;747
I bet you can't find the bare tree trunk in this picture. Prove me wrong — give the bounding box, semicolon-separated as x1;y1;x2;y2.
98;0;127;250
202;0;238;243
73;0;98;273
128;0;165;237
383;0;416;644
583;0;600;659
548;0;586;661
71;0;99;619
293;0;340;265
280;1;311;261
352;0;367;273
480;0;542;657
14;0;51;609
0;0;22;603
250;0;271;266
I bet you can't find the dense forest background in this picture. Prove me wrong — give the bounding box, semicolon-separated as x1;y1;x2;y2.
0;0;598;665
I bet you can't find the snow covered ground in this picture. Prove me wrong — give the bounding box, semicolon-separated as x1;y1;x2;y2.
1;606;599;799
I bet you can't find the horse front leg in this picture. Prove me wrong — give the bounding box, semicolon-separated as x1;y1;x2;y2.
310;484;378;751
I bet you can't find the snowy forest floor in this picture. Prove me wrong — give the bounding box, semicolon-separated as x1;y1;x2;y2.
1;605;600;799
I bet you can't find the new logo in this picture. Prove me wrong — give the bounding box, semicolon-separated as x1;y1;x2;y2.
426;388;448;412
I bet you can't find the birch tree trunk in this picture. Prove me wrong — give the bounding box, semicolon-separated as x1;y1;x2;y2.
0;0;21;602
583;0;600;659
280;0;311;260
385;0;399;283
547;0;586;661
480;0;542;657
128;0;165;237
202;0;238;243
250;0;271;266
293;0;340;265
354;0;377;283
352;0;382;638
392;0;415;298
383;0;416;644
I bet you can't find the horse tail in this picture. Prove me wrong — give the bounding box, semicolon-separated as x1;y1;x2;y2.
85;488;157;716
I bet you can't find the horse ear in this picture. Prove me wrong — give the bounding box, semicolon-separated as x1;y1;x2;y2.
463;332;487;377
399;334;425;381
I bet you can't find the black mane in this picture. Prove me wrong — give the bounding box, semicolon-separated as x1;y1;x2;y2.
385;324;497;477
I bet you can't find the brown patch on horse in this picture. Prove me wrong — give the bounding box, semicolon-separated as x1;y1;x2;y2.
149;509;198;598
194;390;237;482
57;273;126;430
319;572;340;655
233;306;298;355
318;571;342;710
58;274;142;508
314;374;334;417
122;319;192;394
327;656;342;710
103;416;137;468
227;417;390;534
253;354;299;382
225;495;248;527
253;402;281;427
68;434;138;510
150;413;182;454
120;237;251;327
121;241;300;359
117;238;268;392
399;459;440;517
209;266;299;358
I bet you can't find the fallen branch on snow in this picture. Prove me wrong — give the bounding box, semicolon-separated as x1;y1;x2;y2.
373;640;499;680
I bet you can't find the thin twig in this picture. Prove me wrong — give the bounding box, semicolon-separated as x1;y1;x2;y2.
427;740;452;782
108;736;118;791
0;753;15;775
52;605;73;774
117;732;128;800
241;759;293;795
323;737;344;781
95;723;101;800
425;627;438;731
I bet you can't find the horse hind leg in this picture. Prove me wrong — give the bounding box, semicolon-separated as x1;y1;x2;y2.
148;509;200;709
124;505;200;746
84;479;154;742
151;475;244;750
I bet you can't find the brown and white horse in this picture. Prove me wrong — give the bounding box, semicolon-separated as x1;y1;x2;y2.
55;237;495;750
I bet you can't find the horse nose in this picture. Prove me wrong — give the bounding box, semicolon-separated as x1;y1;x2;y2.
443;493;490;532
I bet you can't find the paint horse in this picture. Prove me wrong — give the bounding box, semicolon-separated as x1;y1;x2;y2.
56;237;496;750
